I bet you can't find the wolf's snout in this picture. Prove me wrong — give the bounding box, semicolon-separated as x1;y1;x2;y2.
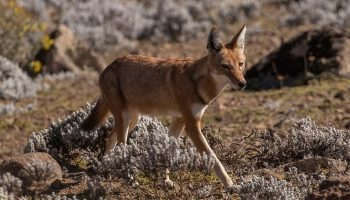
238;80;246;90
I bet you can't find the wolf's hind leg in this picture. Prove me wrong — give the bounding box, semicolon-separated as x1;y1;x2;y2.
105;108;131;154
164;117;185;189
168;117;185;138
128;109;140;133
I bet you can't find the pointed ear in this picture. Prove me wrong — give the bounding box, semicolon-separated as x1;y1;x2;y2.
207;28;224;53
231;25;247;51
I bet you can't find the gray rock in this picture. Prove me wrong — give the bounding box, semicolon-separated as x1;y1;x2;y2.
30;25;106;75
0;152;62;189
246;28;350;90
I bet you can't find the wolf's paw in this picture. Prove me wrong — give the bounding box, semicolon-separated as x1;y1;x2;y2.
132;180;139;187
164;179;175;189
225;185;238;194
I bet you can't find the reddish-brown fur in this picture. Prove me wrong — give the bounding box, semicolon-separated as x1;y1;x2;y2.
82;26;247;192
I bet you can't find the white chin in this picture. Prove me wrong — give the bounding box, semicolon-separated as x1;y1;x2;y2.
230;84;239;90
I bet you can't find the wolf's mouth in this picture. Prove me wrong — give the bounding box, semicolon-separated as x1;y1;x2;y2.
229;82;246;91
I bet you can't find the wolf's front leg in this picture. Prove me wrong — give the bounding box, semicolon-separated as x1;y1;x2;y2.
183;114;234;192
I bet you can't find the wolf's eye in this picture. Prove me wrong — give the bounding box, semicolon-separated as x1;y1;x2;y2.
220;64;231;69
239;62;244;67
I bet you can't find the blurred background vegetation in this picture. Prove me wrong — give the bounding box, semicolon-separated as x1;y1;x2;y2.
1;0;349;76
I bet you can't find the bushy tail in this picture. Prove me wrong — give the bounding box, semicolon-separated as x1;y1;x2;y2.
81;98;109;131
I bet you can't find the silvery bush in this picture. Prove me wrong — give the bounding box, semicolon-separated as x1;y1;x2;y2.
0;102;36;116
25;103;109;160
0;188;15;200
0;103;18;116
0;173;22;199
86;176;106;200
258;117;350;166
233;175;301;200
14;0;350;54
233;172;324;200
280;0;350;28
16;0;262;51
0;55;75;103
25;104;215;180
233;167;325;200
0;56;42;100
40;193;79;200
218;0;260;23
98;116;215;179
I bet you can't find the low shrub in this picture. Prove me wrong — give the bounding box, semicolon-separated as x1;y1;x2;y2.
25;104;215;181
233;169;325;200
16;0;262;51
0;173;22;199
258;118;350;167
280;0;350;28
0;56;42;100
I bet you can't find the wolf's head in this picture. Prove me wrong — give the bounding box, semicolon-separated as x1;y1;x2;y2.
207;25;247;90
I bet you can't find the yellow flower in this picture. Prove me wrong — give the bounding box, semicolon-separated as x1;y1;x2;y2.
30;61;42;73
42;35;54;50
31;23;38;31
71;156;89;170
39;23;48;32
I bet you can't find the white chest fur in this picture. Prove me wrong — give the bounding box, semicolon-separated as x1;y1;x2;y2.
191;103;208;119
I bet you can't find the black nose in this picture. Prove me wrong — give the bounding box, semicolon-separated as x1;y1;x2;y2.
238;81;246;90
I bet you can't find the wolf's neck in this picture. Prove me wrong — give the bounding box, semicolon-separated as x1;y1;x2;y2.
191;56;228;104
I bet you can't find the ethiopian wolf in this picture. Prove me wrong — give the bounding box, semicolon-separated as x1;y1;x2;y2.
82;25;247;192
